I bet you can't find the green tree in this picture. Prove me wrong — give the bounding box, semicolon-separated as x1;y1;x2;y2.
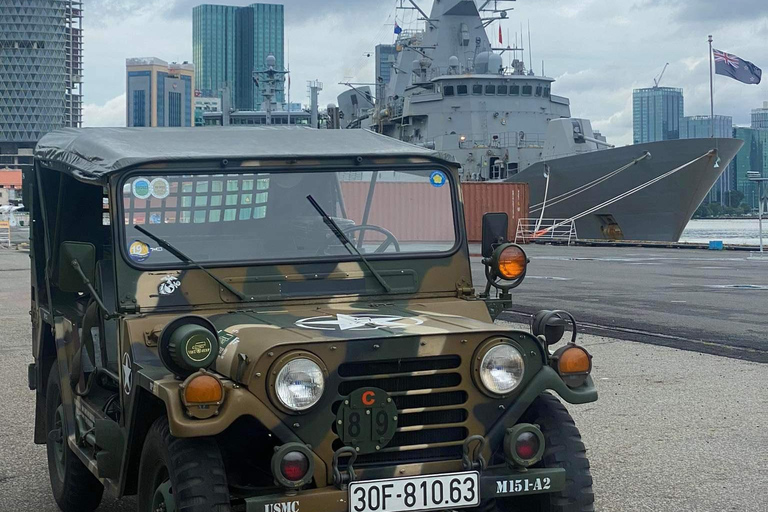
741;203;754;215
709;202;724;217
726;190;745;208
694;204;711;218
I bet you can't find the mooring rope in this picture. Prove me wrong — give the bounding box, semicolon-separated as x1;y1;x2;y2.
535;150;716;236
529;151;652;213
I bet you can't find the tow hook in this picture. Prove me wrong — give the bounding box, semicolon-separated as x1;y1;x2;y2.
332;446;358;488
462;435;487;471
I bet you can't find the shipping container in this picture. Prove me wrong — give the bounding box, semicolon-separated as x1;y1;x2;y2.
461;183;529;243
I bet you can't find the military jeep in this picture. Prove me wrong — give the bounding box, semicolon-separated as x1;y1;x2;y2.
26;127;597;512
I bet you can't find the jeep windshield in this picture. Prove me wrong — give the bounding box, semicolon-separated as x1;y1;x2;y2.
120;168;458;267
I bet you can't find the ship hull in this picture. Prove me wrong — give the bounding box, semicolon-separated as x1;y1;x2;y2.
507;138;743;242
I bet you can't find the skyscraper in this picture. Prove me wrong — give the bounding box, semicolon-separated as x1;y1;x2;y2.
751;101;768;130
126;58;195;127
731;127;764;210
680;115;733;203
632;87;684;144
0;0;83;172
193;3;284;111
375;44;398;88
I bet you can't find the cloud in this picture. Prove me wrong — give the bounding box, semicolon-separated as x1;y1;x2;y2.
88;0;389;22
635;0;768;23
81;0;768;146
83;94;126;127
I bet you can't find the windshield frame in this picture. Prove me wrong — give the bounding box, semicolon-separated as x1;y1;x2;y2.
114;163;464;271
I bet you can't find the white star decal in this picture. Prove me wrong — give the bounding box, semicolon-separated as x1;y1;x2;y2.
295;314;425;331
122;352;132;395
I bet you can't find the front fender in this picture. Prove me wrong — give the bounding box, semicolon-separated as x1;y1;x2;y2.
142;377;328;486
486;366;597;453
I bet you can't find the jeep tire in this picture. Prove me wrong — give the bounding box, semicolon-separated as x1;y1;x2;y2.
46;364;105;512
137;416;231;512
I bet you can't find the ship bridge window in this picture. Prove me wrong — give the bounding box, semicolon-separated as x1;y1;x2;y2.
522;85;533;96
510;85;520;96
444;85;455;97
497;84;508;94
485;84;496;95
535;86;543;97
544;87;551;98
472;84;483;95
457;84;468;95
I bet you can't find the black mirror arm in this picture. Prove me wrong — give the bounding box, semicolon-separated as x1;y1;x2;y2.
70;259;117;319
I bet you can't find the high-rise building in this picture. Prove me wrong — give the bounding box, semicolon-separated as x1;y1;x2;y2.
65;1;83;128
680;115;734;203
681;115;732;140
731;127;764;210
0;0;83;173
751;101;768;130
375;44;398;89
126;58;195;127
632;87;684;144
193;3;284;111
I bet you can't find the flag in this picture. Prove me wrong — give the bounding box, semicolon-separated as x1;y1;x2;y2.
713;49;762;85
394;21;402;35
499;25;503;44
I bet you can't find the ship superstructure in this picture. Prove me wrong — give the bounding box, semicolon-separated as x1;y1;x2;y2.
342;0;742;241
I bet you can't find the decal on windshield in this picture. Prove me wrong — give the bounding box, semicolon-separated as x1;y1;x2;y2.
429;171;447;188
132;178;152;199
128;240;151;262
150;178;171;199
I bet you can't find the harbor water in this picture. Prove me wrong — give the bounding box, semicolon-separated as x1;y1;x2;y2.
680;218;764;246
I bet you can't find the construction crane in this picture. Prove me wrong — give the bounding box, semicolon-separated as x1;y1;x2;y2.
653;63;669;88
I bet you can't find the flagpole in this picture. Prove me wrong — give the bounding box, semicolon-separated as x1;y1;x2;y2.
708;35;714;138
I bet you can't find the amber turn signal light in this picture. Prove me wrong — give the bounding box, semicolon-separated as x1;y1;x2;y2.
552;345;592;388
184;374;223;403
180;371;225;419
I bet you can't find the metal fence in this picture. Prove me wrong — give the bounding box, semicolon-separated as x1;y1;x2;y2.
515;218;577;245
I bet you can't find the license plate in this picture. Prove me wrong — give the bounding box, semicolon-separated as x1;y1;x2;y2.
349;471;480;512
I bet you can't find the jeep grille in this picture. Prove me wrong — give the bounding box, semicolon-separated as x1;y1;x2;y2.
333;355;468;466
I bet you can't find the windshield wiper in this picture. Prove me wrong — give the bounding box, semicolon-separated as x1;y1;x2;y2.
134;225;248;302
306;195;392;293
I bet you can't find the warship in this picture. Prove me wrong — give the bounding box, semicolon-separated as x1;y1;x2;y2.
339;0;742;242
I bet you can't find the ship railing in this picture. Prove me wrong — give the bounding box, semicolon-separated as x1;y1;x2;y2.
515;218;578;246
452;131;546;150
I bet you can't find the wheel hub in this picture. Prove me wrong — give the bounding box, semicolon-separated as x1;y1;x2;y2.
52;405;66;480
152;480;175;512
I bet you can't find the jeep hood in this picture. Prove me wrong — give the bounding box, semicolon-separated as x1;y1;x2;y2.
207;301;505;379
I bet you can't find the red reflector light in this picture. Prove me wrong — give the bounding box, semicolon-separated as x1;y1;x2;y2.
515;432;540;460
280;451;310;482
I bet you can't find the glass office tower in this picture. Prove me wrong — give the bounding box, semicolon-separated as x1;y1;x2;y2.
193;3;284;111
632;87;684;144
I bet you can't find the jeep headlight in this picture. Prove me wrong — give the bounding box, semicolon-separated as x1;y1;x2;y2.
275;358;325;411
479;344;525;395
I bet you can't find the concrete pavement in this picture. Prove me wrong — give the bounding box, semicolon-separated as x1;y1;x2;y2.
1;248;766;511
472;245;768;363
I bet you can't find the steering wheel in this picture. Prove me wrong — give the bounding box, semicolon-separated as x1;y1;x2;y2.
342;225;401;254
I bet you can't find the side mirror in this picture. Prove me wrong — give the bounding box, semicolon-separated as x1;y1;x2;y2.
58;242;96;293
481;212;509;258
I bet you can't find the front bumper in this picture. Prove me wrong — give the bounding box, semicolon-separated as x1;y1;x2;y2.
245;466;566;512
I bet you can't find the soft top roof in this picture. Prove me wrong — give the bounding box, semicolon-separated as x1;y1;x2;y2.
35;127;448;183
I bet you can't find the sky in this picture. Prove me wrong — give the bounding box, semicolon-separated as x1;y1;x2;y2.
83;0;768;146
